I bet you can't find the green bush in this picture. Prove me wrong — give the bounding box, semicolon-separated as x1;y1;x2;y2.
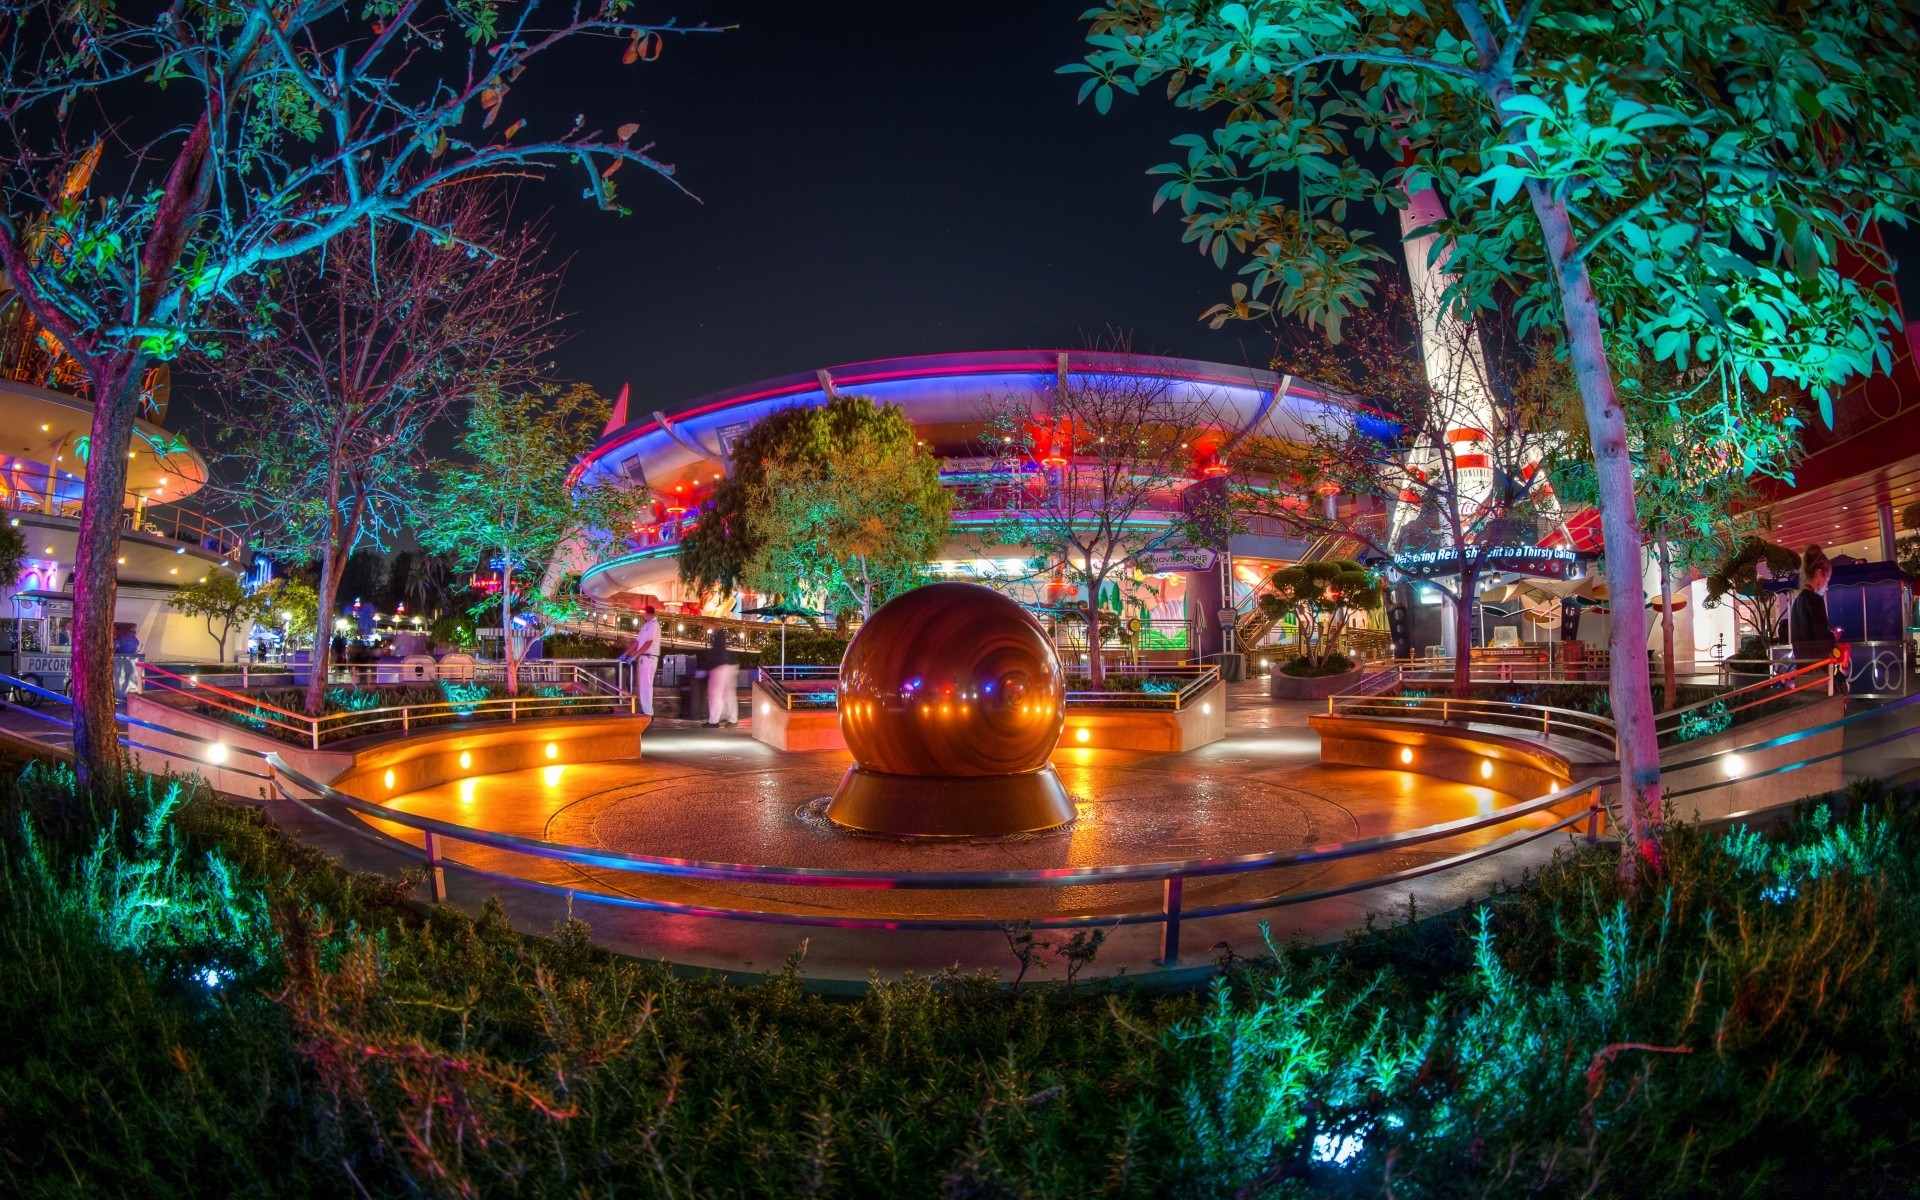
778;628;850;666
543;631;623;658
1281;652;1354;678
9;758;1920;1196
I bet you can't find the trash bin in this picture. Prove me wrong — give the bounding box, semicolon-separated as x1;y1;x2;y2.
1216;652;1246;683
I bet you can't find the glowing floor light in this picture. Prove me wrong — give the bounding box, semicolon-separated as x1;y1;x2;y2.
1399;747;1414;765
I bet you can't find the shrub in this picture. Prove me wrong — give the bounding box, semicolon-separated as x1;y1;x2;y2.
8;758;1920;1197
1281;652;1353;678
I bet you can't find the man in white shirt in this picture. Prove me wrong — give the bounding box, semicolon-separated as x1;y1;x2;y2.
630;605;661;716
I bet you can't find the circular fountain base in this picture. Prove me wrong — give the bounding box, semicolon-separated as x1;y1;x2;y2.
825;765;1073;837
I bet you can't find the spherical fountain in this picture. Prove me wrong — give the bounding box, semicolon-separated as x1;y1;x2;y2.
825;582;1074;836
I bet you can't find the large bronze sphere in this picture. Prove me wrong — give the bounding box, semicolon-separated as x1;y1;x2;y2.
827;583;1072;835
839;582;1065;775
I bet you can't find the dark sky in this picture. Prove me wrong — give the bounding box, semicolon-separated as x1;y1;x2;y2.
173;2;1920;445
501;1;1280;405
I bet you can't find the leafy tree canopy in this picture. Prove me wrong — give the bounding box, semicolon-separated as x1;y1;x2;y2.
681;395;952;619
1070;0;1920;427
421;381;642;690
0;524;24;596
1258;559;1382;668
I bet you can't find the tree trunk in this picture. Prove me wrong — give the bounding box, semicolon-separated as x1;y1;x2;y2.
1529;190;1664;877
1452;572;1477;698
1657;530;1676;711
501;562;518;695
69;359;145;798
1085;586;1104;689
305;542;348;715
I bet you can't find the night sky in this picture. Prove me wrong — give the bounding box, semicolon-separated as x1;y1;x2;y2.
483;0;1281;404
175;1;1919;445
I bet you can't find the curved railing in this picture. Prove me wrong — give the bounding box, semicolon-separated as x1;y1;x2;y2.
1325;658;1839;760
2;463;243;562
137;662;635;749
756;663;1224;713
1;670;1909;975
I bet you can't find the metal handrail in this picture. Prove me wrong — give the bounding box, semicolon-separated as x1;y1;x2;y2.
1;462;245;562
265;749;1606;961
1326;691;1621;755
259;687;1920;964
1650;657;1835;735
138;662;635;749
6;666;1911;971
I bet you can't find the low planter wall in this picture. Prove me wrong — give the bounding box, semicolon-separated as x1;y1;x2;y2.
1310;713;1590;815
1270;663;1366;701
751;680;846;751
1657;695;1845;823
752;679;1230;755
126;692;354;797
1062;680;1228;753
332;715;651;802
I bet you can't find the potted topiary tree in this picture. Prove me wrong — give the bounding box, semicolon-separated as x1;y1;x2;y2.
1260;560;1384;699
1704;538;1800;683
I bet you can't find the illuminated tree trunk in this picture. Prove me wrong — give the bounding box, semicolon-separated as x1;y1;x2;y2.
1084;586;1105;690
69;357;143;797
500;561;519;696
1529;186;1665;877
1657;530;1676;710
305;540;348;716
1452;570;1477;699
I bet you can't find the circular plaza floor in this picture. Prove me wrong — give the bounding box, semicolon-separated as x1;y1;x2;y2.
360;690;1559;924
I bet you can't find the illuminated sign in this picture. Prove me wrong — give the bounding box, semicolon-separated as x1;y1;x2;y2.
1393;545;1578;580
1138;548;1218;574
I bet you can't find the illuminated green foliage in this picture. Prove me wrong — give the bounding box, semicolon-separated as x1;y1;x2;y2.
422;382;646;693
680;395;951;619
9;758;1920;1194
166;571;269;663
0;523;26;595
1070;0;1920;428
1258;559;1381;670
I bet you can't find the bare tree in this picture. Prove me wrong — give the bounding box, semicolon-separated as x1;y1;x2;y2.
1232;286;1565;696
0;0;716;789
198;181;559;714
978;351;1222;689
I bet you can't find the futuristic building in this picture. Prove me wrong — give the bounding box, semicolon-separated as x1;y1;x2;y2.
572;349;1357;654
0;300;246;681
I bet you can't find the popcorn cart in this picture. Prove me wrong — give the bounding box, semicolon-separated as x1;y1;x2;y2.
2;590;143;704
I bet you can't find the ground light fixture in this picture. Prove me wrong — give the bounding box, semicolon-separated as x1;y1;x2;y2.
459;751;472;770
546;743;559;759
1723;754;1746;778
384;769;396;789
1480;760;1494;779
205;743;228;765
1075;727;1091;743
1400;747;1414;765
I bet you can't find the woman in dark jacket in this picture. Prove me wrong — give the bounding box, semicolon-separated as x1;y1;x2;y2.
1787;545;1835;665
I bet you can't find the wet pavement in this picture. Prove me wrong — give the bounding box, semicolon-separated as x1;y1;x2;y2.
358;682;1558;930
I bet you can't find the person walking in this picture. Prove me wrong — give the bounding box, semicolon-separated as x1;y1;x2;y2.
629;605;660;716
1788;545;1841;688
704;627;739;727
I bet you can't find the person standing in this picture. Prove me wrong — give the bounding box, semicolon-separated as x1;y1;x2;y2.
1788;545;1839;674
631;605;660;716
704;627;739;727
